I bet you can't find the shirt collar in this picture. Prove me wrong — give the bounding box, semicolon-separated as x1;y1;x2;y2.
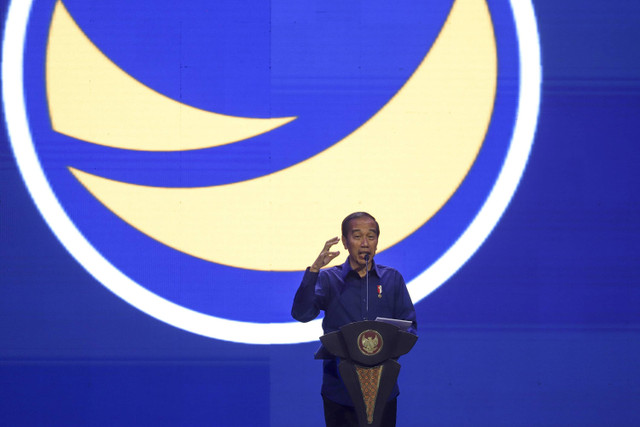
340;257;380;280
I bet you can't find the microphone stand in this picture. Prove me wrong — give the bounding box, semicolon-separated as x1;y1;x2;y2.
365;254;370;317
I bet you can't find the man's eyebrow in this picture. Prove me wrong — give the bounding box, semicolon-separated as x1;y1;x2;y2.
351;228;376;233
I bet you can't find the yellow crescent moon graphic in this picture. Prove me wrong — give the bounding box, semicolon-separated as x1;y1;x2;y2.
60;0;497;271
46;1;296;151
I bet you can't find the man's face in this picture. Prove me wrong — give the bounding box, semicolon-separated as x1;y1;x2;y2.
342;217;379;270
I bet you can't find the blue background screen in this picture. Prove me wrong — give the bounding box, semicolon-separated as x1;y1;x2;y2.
1;0;639;425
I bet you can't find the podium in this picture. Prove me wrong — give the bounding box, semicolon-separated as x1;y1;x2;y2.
319;320;417;427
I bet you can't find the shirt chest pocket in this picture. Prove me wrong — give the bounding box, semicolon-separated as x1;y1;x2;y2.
373;292;396;318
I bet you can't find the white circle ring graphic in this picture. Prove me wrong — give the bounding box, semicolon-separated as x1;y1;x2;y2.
2;0;541;344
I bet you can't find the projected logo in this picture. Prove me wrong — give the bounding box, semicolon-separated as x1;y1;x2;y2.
3;0;540;343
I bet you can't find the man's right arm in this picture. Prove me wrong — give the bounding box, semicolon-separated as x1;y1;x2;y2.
291;268;321;322
291;237;341;322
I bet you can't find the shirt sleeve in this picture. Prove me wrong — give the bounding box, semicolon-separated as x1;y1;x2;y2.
393;271;418;335
291;267;322;323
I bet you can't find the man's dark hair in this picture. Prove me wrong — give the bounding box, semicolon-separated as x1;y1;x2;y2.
341;212;380;238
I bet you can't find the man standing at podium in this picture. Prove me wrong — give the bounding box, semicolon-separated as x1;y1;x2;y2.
292;212;417;427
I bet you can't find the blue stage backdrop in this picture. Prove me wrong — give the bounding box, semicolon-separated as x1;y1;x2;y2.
1;0;639;425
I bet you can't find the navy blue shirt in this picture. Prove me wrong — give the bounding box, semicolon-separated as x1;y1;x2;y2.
291;258;417;406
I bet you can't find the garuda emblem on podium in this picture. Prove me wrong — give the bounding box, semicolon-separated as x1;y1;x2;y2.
358;330;383;356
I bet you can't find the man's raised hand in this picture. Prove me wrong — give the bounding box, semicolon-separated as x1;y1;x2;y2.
309;237;341;272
